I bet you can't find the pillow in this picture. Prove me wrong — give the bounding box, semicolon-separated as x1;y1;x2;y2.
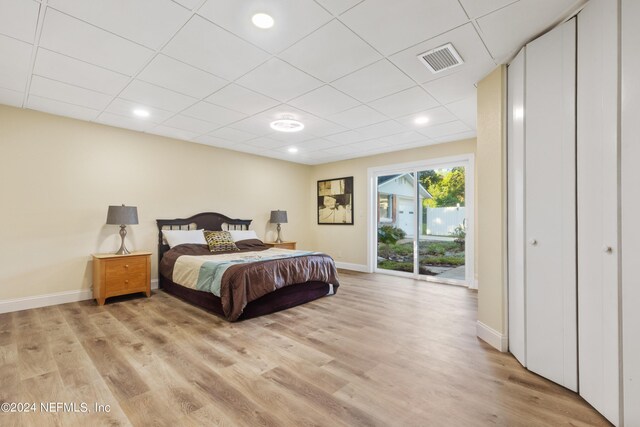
162;229;206;248
204;231;239;253
228;230;260;242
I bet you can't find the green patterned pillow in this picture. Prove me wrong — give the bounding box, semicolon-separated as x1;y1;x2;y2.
204;231;239;253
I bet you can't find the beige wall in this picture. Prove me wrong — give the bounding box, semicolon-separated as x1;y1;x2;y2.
476;65;507;335
309;139;477;269
0;105;311;300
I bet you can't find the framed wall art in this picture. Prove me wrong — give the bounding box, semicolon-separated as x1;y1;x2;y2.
317;176;354;225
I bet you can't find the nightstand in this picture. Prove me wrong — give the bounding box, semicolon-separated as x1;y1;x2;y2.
264;241;297;250
92;252;152;305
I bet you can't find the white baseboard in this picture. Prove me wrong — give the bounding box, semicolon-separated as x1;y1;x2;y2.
0;279;160;314
476;320;508;352
334;262;369;272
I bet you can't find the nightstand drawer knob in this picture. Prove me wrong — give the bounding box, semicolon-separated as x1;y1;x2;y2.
125;264;129;268
125;280;129;284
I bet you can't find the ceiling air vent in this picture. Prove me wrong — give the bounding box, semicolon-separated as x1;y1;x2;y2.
417;43;464;74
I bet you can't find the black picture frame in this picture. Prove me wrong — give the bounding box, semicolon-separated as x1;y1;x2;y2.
317;176;354;225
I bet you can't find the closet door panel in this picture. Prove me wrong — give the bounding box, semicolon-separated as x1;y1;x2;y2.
524;18;577;391
577;0;620;424
621;0;639;424
507;48;526;367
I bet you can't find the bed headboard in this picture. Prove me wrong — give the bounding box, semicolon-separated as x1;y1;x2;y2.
156;212;252;277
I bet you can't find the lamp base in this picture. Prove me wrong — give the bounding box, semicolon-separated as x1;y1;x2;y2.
115;225;131;255
275;223;283;243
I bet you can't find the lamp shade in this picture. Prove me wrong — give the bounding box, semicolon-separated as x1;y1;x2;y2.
106;205;139;225
270;210;288;224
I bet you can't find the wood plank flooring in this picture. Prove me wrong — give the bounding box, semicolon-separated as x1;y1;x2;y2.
0;271;611;426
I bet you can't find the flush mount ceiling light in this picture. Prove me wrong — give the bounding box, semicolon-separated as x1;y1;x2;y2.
270;117;304;133
252;13;274;29
287;147;299;153
132;108;150;118
414;116;430;125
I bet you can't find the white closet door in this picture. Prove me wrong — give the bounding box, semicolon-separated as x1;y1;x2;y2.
621;0;639;424
507;48;526;367
525;18;577;391
577;0;620;424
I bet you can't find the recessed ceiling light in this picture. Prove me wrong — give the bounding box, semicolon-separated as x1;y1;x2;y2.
133;108;150;118
270;118;304;133
288;147;299;153
414;116;430;125
252;13;274;29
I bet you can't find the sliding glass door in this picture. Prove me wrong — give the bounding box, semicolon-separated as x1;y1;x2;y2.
373;157;473;287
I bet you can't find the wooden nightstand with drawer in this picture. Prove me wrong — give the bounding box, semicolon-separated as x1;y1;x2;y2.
92;252;152;305
264;241;297;250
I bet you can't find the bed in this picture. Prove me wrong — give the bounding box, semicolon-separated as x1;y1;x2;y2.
156;212;339;321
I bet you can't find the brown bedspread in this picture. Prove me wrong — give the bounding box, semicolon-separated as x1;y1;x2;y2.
159;240;339;320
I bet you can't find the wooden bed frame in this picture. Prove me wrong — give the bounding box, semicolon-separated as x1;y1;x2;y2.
156;212;331;320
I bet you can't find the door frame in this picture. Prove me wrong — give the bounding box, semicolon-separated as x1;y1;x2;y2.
367;154;476;288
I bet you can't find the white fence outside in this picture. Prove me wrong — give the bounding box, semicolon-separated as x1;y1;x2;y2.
424;206;466;236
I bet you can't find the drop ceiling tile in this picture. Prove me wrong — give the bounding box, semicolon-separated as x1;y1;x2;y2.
163;114;219;135
368;86;439;118
347;139;387;151
445;94;477;129
29;75;112;110
322;144;362;155
266;131;314;144
314;0;363;15
137;55;228;99
332;60;414;103
120;80;197;112
246;137;288;150
208;126;257;142
181;101;245;126
39;9;154;75
48;0;191;49
422;69;478;104
476;0;582;62
431;130;476;143
26;95;100;121
0;0;39;43
458;0;518;18
193;134;236;148
34;49;130;95
324;130;369;144
326;104;387;128
280;20;381;82
297;138;341;151
172;0;201;10
0;35;32;92
163;15;269;81
378;131;426;146
105;98;174;123
356;120;406;139
288;85;359;116
235;58;322;102
340;0;468;55
96;112;155;132
205;84;279;115
389;23;496;84
148;125;199;141
197;0;332;54
417;120;471;138
229;143;268;156
0;87;23;107
396;106;458;129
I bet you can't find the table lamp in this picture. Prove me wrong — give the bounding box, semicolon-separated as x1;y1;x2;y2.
106;204;138;255
270;210;288;243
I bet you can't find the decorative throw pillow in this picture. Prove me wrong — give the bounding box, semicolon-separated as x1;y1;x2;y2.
204;231;239;253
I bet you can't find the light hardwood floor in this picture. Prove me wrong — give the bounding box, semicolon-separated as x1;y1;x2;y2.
0;271;610;426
